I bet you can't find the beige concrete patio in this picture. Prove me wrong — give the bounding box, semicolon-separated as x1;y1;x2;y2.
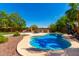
17;33;79;56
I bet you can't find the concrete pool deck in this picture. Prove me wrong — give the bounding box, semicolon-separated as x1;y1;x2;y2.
17;33;79;56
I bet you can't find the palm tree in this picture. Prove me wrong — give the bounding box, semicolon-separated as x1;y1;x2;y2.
66;3;79;33
66;3;77;21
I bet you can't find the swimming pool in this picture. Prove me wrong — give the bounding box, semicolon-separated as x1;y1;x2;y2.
30;33;71;50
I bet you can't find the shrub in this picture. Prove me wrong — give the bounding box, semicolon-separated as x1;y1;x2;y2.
0;35;8;43
13;31;20;36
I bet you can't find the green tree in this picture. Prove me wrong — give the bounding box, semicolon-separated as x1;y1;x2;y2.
9;13;26;31
49;16;68;33
66;3;77;21
0;11;26;32
56;16;68;32
1;19;9;28
49;24;57;32
65;3;79;33
0;11;10;32
0;11;8;19
30;25;38;33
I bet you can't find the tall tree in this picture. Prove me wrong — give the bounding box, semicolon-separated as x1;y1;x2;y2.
9;13;26;30
0;11;26;32
56;16;68;32
66;3;77;21
0;11;9;28
66;3;79;33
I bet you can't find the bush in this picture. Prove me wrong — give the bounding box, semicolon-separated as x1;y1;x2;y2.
0;35;8;43
13;31;20;36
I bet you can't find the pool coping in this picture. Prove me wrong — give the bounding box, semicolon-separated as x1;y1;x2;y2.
17;33;79;56
17;33;48;56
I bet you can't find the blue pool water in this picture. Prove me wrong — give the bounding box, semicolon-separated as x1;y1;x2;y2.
30;33;71;50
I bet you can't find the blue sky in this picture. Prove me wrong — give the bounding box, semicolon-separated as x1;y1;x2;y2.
0;3;70;28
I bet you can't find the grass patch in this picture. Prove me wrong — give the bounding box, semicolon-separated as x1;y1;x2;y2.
13;31;20;36
0;32;15;35
0;35;8;43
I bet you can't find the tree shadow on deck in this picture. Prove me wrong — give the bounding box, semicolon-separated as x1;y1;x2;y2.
23;48;79;56
24;47;48;53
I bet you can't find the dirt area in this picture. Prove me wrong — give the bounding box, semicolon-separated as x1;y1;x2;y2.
0;36;23;56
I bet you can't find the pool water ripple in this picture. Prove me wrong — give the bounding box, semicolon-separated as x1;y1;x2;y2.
30;33;71;50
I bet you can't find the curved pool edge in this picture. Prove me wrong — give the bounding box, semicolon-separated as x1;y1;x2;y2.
17;33;79;56
30;33;71;50
17;33;48;56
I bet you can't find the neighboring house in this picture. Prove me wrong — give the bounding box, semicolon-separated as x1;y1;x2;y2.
37;28;49;33
22;28;49;33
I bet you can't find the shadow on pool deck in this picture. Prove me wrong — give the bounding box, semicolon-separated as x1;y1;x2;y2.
22;48;79;56
25;47;48;53
64;48;79;56
26;48;79;56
